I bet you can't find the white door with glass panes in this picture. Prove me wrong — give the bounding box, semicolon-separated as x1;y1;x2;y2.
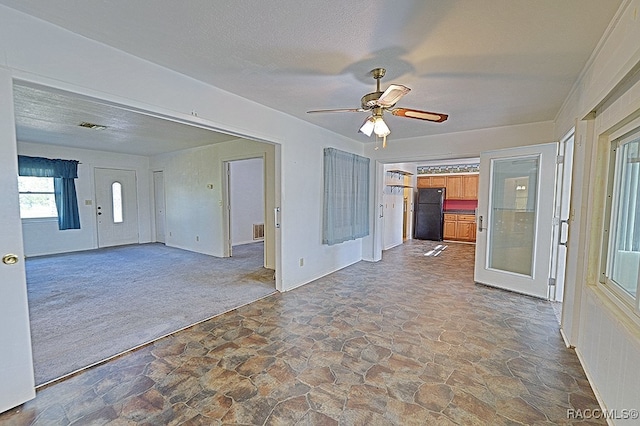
0;71;35;413
474;143;558;299
95;168;139;247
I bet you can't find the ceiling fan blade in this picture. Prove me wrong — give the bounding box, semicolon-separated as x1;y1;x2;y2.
390;108;448;123
307;108;365;114
376;84;411;107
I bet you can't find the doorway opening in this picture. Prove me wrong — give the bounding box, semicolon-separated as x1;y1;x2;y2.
11;80;283;386
223;157;266;259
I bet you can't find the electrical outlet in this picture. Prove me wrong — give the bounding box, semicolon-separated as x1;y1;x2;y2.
196;236;199;242
299;258;304;267
169;232;172;237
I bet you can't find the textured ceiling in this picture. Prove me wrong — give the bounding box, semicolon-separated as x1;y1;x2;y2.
13;84;239;156
3;0;622;153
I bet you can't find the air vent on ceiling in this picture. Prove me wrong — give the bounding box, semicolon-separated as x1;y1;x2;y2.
78;121;107;130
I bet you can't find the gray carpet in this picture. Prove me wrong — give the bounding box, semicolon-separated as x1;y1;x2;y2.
26;242;276;386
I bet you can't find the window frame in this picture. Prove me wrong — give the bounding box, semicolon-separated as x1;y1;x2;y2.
600;129;640;315
17;175;58;220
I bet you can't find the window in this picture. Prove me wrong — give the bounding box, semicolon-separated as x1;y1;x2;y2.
17;155;81;230
603;131;640;303
18;176;57;218
112;182;123;223
323;148;370;245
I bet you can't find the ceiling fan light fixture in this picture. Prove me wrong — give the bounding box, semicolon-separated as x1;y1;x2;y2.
373;116;390;137
359;116;375;137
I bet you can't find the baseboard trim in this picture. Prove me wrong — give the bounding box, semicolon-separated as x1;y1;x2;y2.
559;327;572;348
574;347;613;426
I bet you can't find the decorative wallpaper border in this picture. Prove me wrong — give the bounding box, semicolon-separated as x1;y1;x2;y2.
417;163;479;174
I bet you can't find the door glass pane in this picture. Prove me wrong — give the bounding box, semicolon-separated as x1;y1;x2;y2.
488;156;539;276
112;182;123;223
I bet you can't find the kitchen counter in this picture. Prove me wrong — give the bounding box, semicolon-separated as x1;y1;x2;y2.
444;209;476;215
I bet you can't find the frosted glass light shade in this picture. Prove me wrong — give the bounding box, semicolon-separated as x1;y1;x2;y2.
373;117;390;137
359;117;375;136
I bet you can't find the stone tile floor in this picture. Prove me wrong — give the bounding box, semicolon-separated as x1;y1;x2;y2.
0;240;603;425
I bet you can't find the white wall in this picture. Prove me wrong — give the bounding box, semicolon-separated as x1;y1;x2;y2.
553;0;640;422
230;158;264;246
17;141;151;257
0;4;364;292
151;139;274;261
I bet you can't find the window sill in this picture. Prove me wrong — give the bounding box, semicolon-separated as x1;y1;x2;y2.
590;281;640;333
21;217;58;224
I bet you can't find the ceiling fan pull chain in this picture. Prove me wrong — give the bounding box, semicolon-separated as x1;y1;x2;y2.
383;134;387;149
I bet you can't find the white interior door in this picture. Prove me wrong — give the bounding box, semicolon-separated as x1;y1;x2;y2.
550;134;574;302
153;171;166;243
474;142;558;298
95;168;139;247
0;72;35;413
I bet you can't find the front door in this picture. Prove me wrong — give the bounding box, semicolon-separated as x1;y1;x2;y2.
474;142;558;298
95;168;139;247
0;72;35;413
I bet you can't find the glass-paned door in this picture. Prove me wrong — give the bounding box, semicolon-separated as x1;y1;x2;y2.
475;142;558;298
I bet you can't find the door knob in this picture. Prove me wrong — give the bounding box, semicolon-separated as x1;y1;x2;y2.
2;254;19;265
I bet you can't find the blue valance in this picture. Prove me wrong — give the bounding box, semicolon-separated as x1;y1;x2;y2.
18;155;79;178
18;155;81;230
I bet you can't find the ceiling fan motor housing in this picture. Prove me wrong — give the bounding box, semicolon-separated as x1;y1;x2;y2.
361;92;385;109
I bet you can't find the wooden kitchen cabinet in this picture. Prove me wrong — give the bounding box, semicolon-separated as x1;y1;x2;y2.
417;175;446;188
456;214;476;241
417;174;479;201
443;213;476;242
462;175;479;199
430;175;446;187
443;214;457;239
445;175;463;199
417;177;430;188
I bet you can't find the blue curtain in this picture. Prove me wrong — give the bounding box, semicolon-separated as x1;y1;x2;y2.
18;155;81;230
323;148;370;245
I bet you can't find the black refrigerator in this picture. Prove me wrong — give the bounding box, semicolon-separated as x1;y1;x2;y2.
414;188;445;240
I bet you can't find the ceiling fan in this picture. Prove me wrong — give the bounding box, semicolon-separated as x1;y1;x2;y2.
307;68;448;148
